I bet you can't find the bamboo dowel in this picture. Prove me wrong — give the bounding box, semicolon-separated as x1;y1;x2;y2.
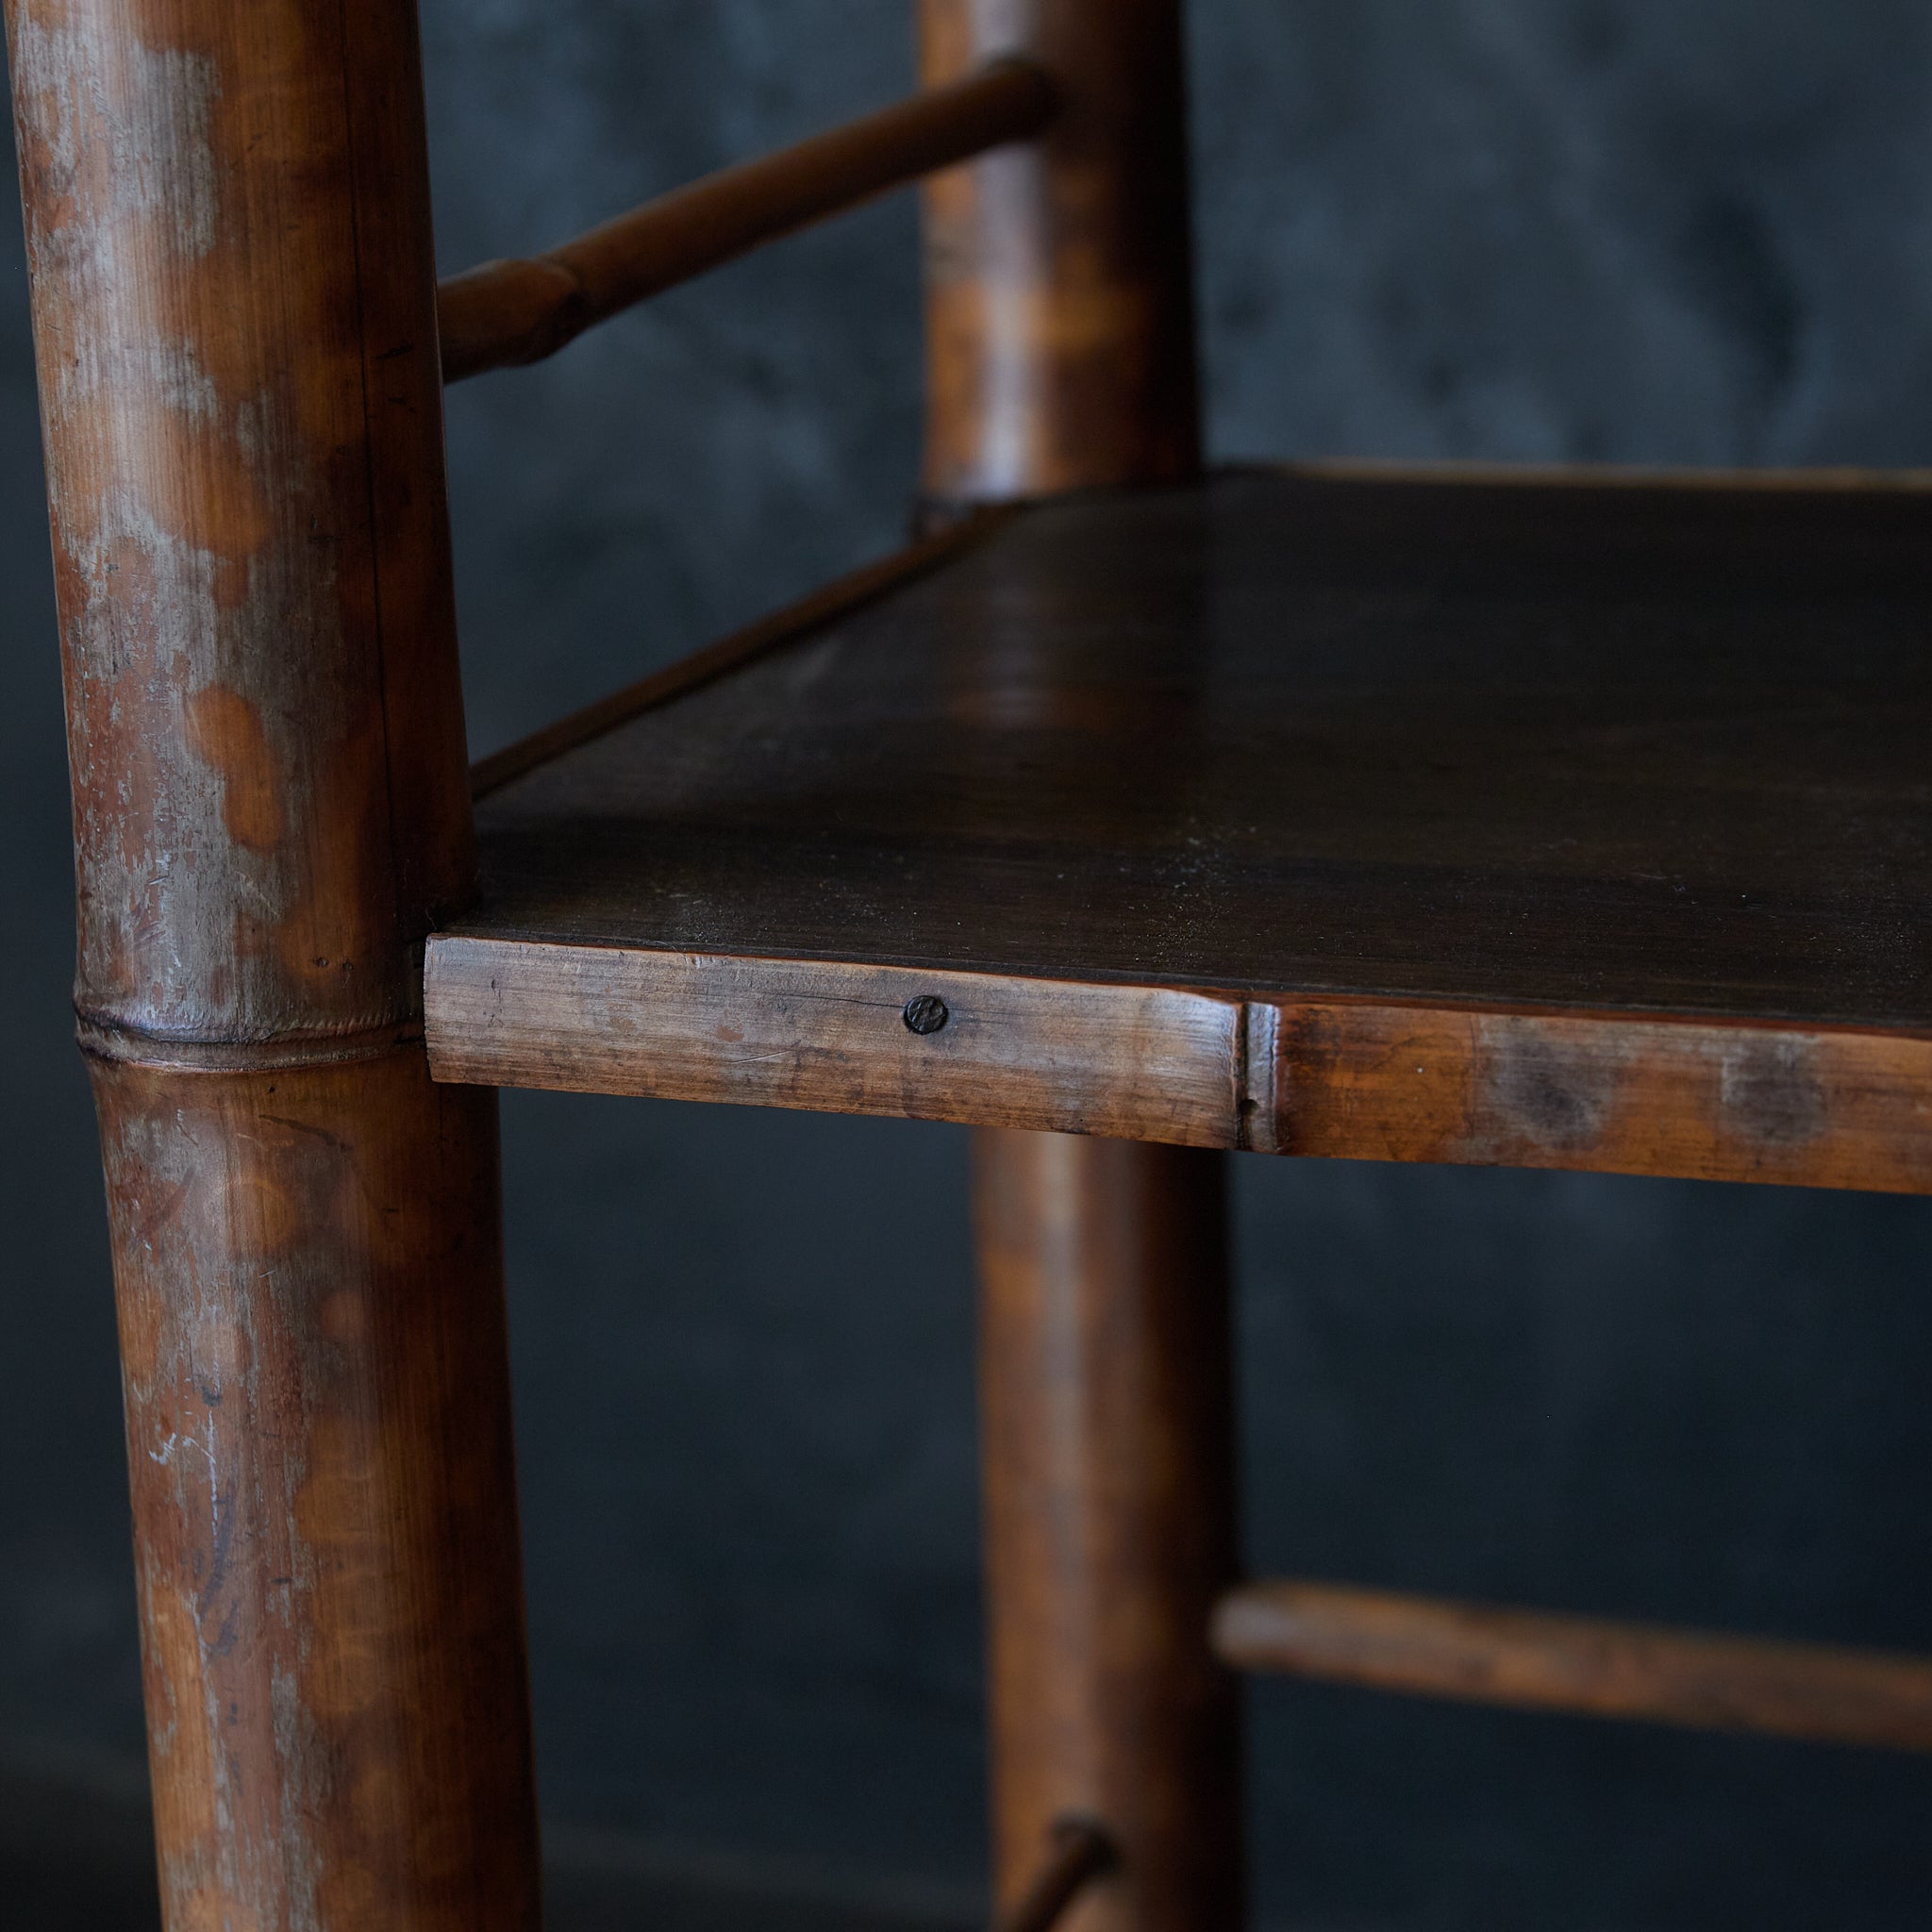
439;58;1057;381
995;1819;1117;1932
1213;1579;1932;1754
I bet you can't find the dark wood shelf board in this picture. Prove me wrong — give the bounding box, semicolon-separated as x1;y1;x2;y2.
430;467;1932;1191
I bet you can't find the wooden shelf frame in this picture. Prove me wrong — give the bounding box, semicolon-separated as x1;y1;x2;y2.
429;466;1932;1197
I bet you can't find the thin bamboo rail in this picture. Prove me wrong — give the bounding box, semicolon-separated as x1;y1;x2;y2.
438;58;1057;380
995;1819;1117;1932
1213;1579;1932;1753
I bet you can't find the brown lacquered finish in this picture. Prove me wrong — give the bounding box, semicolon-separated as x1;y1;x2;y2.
1214;1580;1932;1754
440;59;1057;382
430;469;1932;1192
11;0;475;1047
427;944;1244;1146
919;0;1202;499
1257;997;1932;1192
975;1133;1243;1932
425;951;1932;1194
95;1054;538;1925
9;0;540;1924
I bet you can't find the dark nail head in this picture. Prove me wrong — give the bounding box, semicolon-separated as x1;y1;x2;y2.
902;993;950;1036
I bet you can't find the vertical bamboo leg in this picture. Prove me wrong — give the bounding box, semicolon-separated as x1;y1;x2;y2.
975;1132;1243;1932
9;0;541;1924
918;0;1202;504
920;6;1242;1923
92;1054;540;1929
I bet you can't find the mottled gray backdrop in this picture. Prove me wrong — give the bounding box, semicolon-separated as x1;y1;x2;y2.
5;5;1932;1928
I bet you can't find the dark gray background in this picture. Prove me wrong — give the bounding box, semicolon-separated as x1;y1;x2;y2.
4;4;1932;1928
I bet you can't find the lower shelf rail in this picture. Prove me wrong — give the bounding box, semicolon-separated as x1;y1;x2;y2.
1213;1579;1932;1753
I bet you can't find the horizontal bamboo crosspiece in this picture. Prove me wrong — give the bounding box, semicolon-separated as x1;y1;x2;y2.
995;1819;1117;1932
438;58;1057;380
1213;1580;1932;1754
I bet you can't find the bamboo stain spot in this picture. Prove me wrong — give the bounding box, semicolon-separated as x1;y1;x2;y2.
185;684;285;850
1720;1033;1826;1146
1483;1026;1616;1153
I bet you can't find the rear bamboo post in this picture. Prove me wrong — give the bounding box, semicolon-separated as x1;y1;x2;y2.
920;8;1239;1928
974;1135;1243;1932
919;0;1202;503
8;1;541;1925
921;8;1239;1925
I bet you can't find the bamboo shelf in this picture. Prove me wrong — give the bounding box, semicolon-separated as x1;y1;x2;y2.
427;464;1932;1194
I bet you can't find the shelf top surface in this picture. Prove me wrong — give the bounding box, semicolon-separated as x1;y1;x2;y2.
459;468;1932;1033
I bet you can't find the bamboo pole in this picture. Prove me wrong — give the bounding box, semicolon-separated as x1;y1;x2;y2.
1216;1579;1932;1753
9;1;541;1923
440;58;1057;380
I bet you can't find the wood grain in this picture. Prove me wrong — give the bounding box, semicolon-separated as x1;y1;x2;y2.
435;468;1932;1191
92;1054;538;1927
440;58;1057;381
426;939;1242;1143
10;1;540;1923
426;943;1932;1191
1214;1579;1932;1754
919;0;1202;501
1263;998;1932;1192
975;1132;1244;1932
454;471;1932;1032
